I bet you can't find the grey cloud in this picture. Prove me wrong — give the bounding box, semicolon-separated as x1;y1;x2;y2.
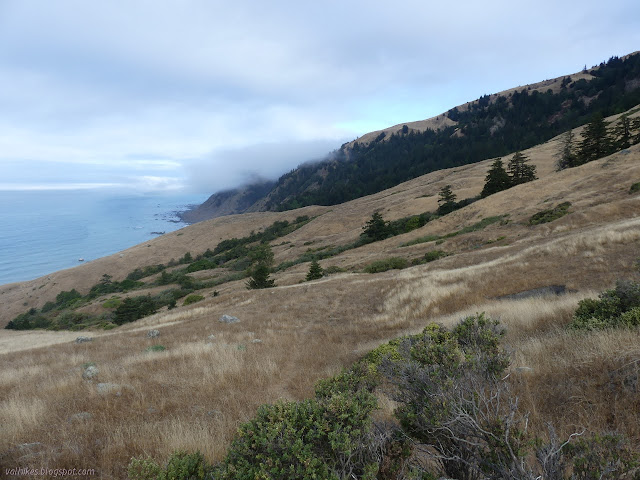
185;139;344;193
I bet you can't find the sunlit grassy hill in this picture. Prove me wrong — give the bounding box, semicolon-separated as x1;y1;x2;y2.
1;108;640;477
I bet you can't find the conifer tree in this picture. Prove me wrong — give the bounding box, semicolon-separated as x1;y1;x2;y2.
481;159;511;198
246;264;275;289
306;260;324;281
362;212;390;241
612;115;633;150
246;243;275;289
437;185;457;215
556;129;577;170
577;114;614;164
507;151;537;185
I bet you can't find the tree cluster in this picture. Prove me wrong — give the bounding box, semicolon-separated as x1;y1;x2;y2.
557;113;640;170
481;151;537;198
266;54;640;211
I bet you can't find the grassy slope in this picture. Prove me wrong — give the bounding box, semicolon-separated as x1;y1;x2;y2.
1;112;640;477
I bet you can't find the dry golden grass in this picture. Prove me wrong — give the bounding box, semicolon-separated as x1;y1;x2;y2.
1;111;640;477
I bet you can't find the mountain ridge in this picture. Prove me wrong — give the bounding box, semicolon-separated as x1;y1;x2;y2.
183;52;640;221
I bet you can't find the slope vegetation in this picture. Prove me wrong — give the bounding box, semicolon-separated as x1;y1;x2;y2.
1;106;640;476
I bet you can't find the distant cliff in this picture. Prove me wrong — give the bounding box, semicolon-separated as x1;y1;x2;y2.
179;180;275;223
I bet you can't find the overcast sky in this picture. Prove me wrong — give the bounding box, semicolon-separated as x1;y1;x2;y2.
1;0;638;194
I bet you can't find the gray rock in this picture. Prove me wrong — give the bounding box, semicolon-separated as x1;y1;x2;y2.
497;285;568;301
219;314;240;324
75;336;93;343
146;329;160;338
515;367;534;374
82;365;99;380
68;412;93;422
251;339;262;344
96;382;121;395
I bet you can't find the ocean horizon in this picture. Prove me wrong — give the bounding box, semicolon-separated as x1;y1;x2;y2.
0;189;208;286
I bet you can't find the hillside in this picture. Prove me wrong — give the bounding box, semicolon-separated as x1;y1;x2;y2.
184;52;640;221
1;103;640;477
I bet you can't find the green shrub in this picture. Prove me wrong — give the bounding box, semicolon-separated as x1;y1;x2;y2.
529;201;572;225
182;294;204;306
570;279;640;330
54;311;90;330
128;451;210;480
5;309;51;330
102;297;121;309
629;181;640;194
114;296;158;325
324;265;345;275
364;257;408;273
145;345;166;353
218;376;379;480
41;301;56;313
383;314;515;480
564;433;639;480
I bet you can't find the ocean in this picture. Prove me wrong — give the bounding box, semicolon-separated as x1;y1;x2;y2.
0;190;207;286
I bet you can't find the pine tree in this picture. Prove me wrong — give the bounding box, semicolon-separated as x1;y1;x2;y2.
507;151;537;185
632;117;640;145
246;243;276;289
437;185;457;215
246;263;275;289
556;129;577;170
481;159;511;198
362;212;390;241
612;115;633;150
306;260;324;281
577;114;614;164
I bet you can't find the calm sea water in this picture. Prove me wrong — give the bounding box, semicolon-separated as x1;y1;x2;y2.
0;190;207;285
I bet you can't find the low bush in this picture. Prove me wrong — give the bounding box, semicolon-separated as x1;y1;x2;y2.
102;297;121;309
629;181;640;194
114;296;159;325
570;279;640;330
364;257;408;273
529;201;572;225
145;345;166;353
217;365;381;480
182;294;205;306
128;451;210;480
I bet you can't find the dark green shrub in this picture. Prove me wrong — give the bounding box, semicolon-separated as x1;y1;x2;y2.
630;182;640;194
178;252;193;264
185;259;217;273
5;309;51;330
54;311;90;330
182;294;204;306
529;201;572;225
364;257;408;273
55;289;83;308
41;301;56;313
114;296;158;325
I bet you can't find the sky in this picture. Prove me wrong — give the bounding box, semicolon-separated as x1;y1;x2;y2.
0;0;639;195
